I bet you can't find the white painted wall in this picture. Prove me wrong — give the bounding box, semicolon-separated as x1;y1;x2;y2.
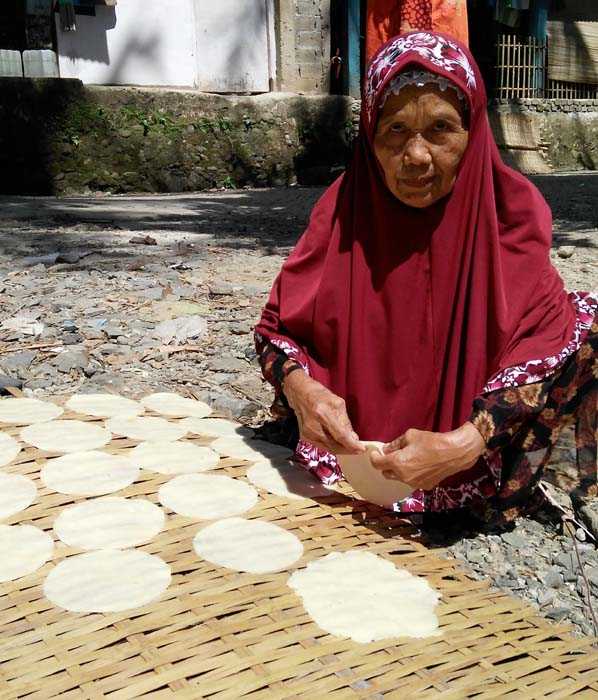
56;0;197;87
55;0;275;91
193;0;274;93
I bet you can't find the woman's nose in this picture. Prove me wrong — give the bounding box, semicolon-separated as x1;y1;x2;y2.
403;135;432;167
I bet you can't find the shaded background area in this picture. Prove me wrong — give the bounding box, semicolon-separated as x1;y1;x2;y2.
0;176;596;263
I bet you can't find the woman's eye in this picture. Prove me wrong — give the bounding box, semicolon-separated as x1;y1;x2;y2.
433;121;449;132
390;123;407;134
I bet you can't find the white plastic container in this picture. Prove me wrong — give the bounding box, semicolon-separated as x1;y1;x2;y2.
0;50;23;77
23;49;59;78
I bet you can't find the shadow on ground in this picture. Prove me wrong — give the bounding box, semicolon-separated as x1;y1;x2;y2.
0;173;596;268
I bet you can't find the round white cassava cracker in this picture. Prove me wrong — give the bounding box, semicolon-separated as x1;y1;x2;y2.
0;524;54;582
0;431;21;467
210;437;293;463
53;496;164;550
180;417;254;439
0;398;63;425
141;393;212;418
288;551;440;643
20;420;112;454
106;415;187;443
43;549;171;613
41;451;140;496
246;460;335;501
0;472;37;519
66;393;143;419
193;517;303;573
158;474;258;519
130;441;219;475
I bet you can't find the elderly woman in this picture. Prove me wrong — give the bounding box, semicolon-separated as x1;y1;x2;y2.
255;32;597;526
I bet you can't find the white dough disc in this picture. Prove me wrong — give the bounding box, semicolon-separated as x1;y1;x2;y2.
66;393;143;418
20;420;112;454
0;524;54;582
41;451;140;496
210;437;293;463
43;549;171;613
0;431;21;467
141;393;212;418
53;496;164;550
180;417;254;439
247;460;335;500
158;474;258;519
288;551;440;643
0;472;37;519
193;517;303;573
130;441;219;475
0;398;63;425
106;415;187;443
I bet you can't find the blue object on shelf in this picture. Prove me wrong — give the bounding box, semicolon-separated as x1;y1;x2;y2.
347;0;361;98
529;0;550;41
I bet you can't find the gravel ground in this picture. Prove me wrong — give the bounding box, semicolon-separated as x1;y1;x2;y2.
0;174;596;637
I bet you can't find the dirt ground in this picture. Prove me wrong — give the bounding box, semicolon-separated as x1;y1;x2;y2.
0;174;595;410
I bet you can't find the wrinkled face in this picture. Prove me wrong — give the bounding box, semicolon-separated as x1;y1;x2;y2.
373;84;469;208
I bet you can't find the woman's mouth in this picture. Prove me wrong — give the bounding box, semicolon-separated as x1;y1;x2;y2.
399;175;435;189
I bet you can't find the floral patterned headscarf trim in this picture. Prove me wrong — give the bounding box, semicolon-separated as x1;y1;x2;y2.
379;69;467;112
364;31;477;131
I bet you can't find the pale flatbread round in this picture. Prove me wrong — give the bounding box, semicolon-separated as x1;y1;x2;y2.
158;474;258;519
0;431;21;467
0;398;63;425
210;437;293;463
53;496;164;550
106;415;187;443
288;551;440;643
141;393;212;418
43;550;171;613
180;417;254;439
130;441;219;475
193;517;303;573
20;420;112;454
247;460;335;501
337;441;413;508
0;524;54;582
0;472;37;519
66;393;144;418
41;451;140;496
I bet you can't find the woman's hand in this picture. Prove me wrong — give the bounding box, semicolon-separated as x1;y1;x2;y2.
283;371;365;455
369;423;486;490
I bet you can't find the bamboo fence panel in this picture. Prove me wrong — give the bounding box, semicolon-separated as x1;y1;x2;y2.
1;398;598;699
495;33;598;100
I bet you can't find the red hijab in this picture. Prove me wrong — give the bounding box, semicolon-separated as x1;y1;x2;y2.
256;32;575;443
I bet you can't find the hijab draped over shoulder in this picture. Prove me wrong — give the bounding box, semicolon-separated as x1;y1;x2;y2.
256;32;575;450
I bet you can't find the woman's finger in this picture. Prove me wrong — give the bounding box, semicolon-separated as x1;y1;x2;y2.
383;434;407;454
322;407;364;454
369;450;394;471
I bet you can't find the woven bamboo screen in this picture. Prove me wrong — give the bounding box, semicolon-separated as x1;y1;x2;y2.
1;400;598;698
495;33;598;100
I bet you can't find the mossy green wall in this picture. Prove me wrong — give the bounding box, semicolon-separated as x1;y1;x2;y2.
0;78;596;196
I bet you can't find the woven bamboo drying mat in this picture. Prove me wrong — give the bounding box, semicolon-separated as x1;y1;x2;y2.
1;398;598;699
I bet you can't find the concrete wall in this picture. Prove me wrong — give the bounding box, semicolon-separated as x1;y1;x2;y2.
56;0;275;91
276;0;331;93
2;79;596;197
194;0;275;93
56;0;197;87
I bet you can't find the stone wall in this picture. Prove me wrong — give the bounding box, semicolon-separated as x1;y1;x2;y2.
491;98;598;172
0;78;356;196
276;0;331;94
1;78;597;196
